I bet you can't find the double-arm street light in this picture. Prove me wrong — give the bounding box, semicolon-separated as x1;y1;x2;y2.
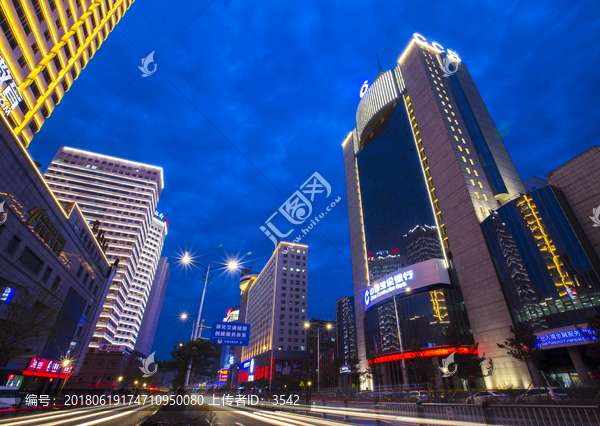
180;252;240;389
304;321;333;393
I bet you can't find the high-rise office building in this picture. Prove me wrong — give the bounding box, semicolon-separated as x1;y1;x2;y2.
343;33;530;388
0;123;118;391
335;296;358;365
135;255;170;357
0;0;135;146
43;146;164;351
242;242;309;359
235;242;309;386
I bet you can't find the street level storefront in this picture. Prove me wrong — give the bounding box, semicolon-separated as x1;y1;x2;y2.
232;351;308;390
368;346;474;389
534;326;599;387
19;357;74;393
65;345;152;392
0;120;116;391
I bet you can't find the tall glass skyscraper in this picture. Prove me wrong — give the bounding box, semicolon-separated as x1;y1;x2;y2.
335;296;358;365
343;33;531;388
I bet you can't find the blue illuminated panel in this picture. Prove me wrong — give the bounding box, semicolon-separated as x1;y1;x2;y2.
536;329;596;347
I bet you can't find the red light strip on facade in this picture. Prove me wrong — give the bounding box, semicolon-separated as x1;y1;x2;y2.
368;346;474;365
22;370;69;379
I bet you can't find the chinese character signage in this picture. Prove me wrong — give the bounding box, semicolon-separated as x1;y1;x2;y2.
364;270;414;306
536;329;596;347
26;207;67;257
210;322;251;346
26;357;73;375
219;368;228;382
0;54;23;117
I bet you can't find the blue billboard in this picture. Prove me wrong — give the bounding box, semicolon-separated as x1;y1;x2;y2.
210;322;250;346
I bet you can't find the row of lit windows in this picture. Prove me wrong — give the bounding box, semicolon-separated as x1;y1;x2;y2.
424;50;489;217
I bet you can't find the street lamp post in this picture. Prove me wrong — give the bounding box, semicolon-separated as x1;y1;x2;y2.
57;359;71;398
180;313;195;341
180;254;239;390
392;288;412;387
304;321;332;394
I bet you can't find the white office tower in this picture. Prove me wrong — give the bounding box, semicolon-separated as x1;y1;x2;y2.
242;242;309;361
43;147;165;350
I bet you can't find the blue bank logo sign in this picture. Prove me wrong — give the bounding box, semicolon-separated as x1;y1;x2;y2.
364;270;414;306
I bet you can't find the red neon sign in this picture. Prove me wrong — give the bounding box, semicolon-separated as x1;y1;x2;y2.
219;369;228;381
26;357;73;376
368;346;475;365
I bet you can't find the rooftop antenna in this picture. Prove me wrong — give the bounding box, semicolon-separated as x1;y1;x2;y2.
376;54;383;72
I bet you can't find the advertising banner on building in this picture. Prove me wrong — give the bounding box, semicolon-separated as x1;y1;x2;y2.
219;368;228;382
275;360;292;375
292;360;302;376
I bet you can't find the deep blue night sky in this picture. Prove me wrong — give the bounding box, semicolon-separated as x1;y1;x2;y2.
28;0;600;361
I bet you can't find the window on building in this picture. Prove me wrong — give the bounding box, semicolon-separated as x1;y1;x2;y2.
28;120;39;133
5;235;21;255
51;275;61;290
18;247;43;275
42;267;53;282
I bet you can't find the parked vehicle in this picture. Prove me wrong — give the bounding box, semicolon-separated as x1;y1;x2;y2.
403;391;430;402
515;387;571;404
465;391;511;405
0;387;21;408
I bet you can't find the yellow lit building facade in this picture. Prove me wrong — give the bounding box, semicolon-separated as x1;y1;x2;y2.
0;0;134;146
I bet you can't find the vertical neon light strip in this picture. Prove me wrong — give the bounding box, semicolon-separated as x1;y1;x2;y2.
353;144;371;286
